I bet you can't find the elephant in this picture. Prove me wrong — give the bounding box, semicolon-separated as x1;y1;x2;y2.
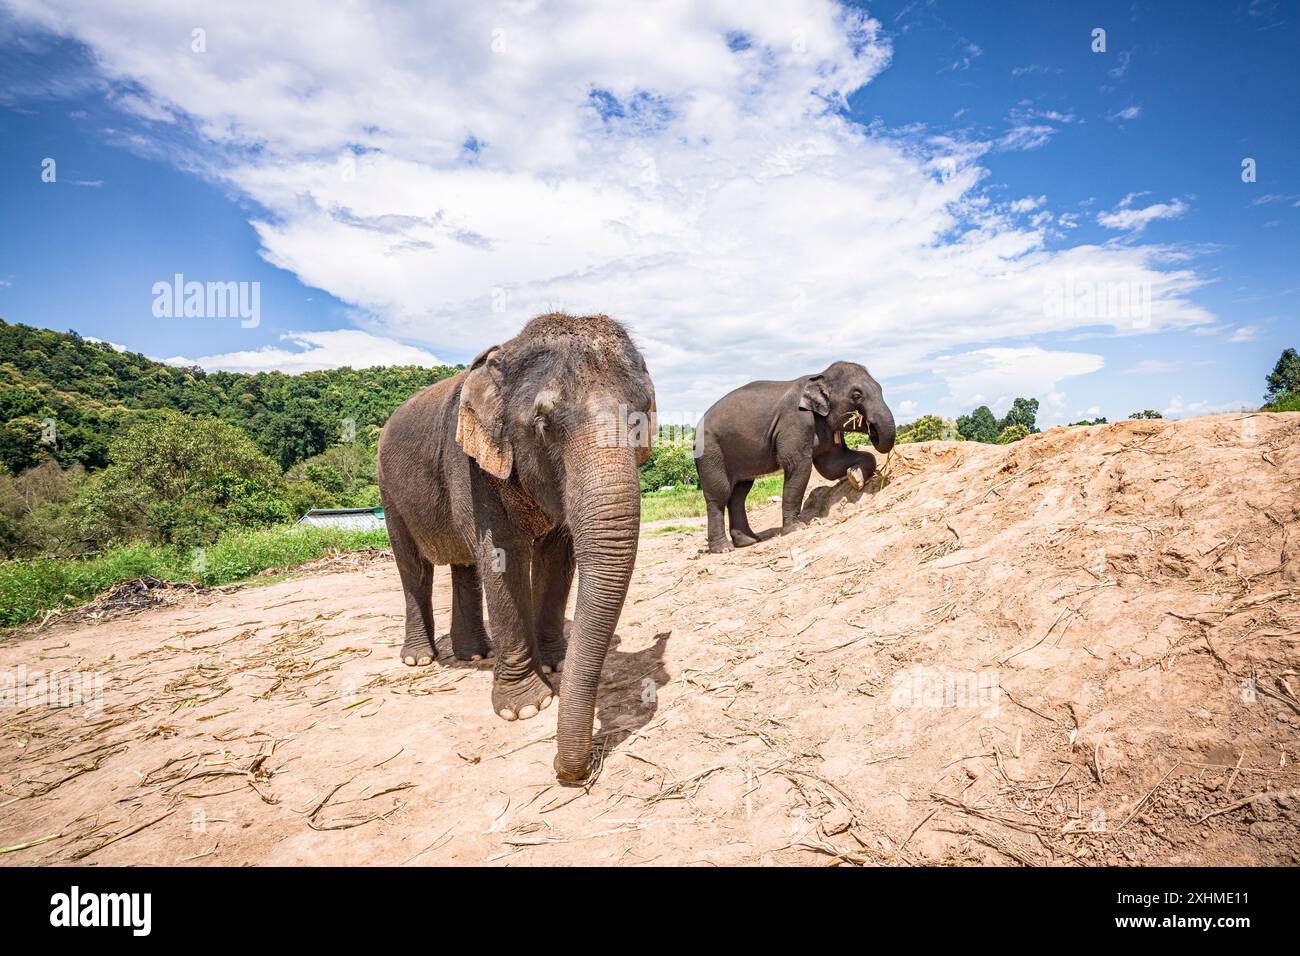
376;312;654;782
694;361;896;553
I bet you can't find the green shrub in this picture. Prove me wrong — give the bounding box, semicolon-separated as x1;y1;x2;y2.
898;415;962;443
1262;391;1300;413
996;423;1030;444
640;436;699;492
72;411;300;551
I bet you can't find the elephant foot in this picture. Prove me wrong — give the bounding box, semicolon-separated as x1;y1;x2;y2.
846;465;873;491
400;632;436;667
492;669;554;721
537;635;567;675
708;540;734;553
451;626;493;662
780;520;807;536
730;529;759;548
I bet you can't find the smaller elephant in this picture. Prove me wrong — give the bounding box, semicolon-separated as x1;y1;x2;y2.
695;361;896;553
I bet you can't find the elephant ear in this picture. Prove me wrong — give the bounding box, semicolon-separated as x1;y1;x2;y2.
798;376;830;417
456;346;513;479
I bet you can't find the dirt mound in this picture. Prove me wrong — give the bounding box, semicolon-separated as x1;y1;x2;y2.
2;413;1298;866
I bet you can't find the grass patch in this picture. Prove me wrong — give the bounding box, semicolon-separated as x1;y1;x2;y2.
0;524;389;631
641;474;784;523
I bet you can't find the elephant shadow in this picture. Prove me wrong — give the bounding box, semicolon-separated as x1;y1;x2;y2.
588;625;671;758
799;476;878;522
740;476;880;544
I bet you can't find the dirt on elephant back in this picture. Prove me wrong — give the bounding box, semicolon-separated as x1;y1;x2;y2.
3;412;1299;866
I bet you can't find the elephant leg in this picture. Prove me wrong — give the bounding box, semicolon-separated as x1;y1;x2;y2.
780;458;812;533
532;527;574;675
727;480;758;547
697;456;734;553
449;564;492;661
478;533;553;722
814;444;877;489
388;513;437;666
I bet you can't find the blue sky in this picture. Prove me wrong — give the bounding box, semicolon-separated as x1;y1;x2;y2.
1;0;1296;424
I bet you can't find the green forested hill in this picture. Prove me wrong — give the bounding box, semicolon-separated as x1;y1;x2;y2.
0;318;460;473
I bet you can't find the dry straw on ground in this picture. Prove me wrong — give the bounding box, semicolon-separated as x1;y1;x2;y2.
2;413;1299;866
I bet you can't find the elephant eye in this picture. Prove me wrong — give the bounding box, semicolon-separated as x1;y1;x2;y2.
851;388;862;401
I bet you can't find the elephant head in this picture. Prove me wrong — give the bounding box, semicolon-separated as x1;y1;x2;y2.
456;312;654;781
799;360;896;453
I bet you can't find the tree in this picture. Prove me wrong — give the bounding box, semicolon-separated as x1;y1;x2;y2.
72;411;295;549
1129;410;1163;419
898;415;962;443
640;431;698;492
1265;348;1300;404
996;423;1030;444
957;406;1000;443
1001;397;1040;434
1070;417;1108;426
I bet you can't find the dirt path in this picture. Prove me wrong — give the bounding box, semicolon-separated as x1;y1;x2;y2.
3;413;1300;866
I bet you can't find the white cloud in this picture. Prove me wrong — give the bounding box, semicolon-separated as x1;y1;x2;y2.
1109;105;1141;121
1109;49;1134;80
1162;395;1253;419
165;330;443;374
998;103;1075;152
1009;195;1046;213
945;39;983;72
1227;325;1260;343
5;0;1217;412
84;336;127;352
1098;193;1189;232
1250;193;1300;206
932;346;1104;423
897;399;919;415
1011;64;1062;77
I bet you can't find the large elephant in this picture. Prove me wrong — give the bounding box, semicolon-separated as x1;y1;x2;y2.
695;361;895;553
377;312;654;782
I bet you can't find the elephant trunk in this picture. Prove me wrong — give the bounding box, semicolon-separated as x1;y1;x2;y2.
868;399;896;454
554;429;641;781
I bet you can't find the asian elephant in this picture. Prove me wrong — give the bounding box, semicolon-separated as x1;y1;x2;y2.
695;361;895;553
376;313;654;782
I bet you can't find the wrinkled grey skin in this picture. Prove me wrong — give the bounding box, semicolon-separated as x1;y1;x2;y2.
377;313;654;782
695;361;895;553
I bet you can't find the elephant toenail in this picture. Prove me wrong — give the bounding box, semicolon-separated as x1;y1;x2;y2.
541;695;553;710
470;654;482;661
541;664;553;674
403;656;416;666
499;708;517;721
518;704;538;719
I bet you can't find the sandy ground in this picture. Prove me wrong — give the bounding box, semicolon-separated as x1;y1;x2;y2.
3;412;1299;866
